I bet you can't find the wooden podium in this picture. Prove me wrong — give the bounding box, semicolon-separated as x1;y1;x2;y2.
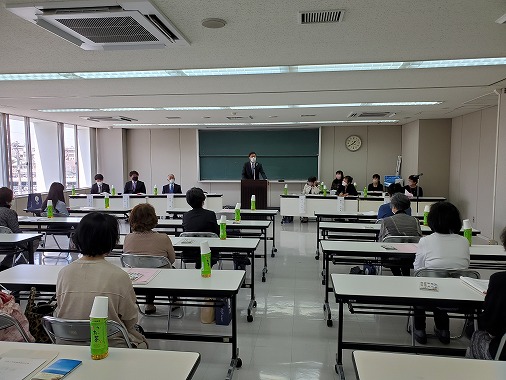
241;179;268;209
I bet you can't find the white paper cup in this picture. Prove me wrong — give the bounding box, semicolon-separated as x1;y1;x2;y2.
463;219;472;230
200;241;211;255
424;205;430;213
220;215;227;223
90;296;109;319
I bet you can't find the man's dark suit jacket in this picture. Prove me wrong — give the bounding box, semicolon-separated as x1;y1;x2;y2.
123;180;147;194
162;183;182;194
241;162;267;180
90;183;111;194
182;208;220;235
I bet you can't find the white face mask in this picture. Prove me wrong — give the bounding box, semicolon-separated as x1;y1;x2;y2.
342;181;348;187
96;181;102;185
250;157;256;163
169;179;175;184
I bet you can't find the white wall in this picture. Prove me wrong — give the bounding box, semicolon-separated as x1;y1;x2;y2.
493;92;506;240
401;120;419;181
96;128;127;192
449;106;498;240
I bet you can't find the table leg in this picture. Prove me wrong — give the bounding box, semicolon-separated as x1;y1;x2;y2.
271;215;277;257
324;250;333;327
262;228;267;283
335;299;345;379
26;238;35;265
247;249;256;322
226;293;242;379
315;217;320;260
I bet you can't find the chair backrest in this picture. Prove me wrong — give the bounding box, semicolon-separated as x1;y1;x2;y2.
382;235;421;243
120;253;170;268
0;312;31;342
26;193;43;212
0;226;13;234
414;268;480;279
42;316;133;348
495;332;506;360
179;232;218;238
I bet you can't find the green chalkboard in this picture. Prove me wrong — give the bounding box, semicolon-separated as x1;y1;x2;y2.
198;129;320;180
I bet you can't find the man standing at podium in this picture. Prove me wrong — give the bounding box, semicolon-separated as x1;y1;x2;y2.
242;152;267;180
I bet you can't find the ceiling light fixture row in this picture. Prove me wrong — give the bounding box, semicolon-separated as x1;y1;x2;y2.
2;57;506;81
37;101;441;113
112;120;399;127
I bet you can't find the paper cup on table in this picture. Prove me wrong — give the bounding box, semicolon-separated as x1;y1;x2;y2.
424;205;431;213
90;296;108;318
463;219;472;230
220;215;227;223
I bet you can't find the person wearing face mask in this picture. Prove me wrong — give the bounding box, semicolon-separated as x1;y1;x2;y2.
300;176;320;223
338;175;358;196
123;171;147;194
241;152;267;180
90;174;111;194
330;170;344;191
162;174;182;194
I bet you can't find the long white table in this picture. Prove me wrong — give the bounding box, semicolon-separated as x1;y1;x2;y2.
0;265;244;378
320;241;502;326
331;274;485;380
0;233;43;264
0;341;200;380
280;194;359;216
352;351;506;380
68;207;132;218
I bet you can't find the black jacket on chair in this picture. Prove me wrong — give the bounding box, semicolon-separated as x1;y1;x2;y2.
182;208;220;235
241;162;267;180
123;180;147;194
90;183;111;194
162;183;182;194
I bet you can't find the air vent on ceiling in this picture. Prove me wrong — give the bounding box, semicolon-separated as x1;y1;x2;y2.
299;10;344;24
348;111;395;118
165;116;181;119
226;116;254;120
79;116;137;122
7;0;189;50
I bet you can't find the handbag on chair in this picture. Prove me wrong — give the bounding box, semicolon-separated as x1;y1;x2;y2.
24;287;57;343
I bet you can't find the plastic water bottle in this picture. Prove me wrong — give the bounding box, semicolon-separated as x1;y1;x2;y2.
283;184;288;196
423;205;430;226
463;219;472;246
234;203;241;222
111;185;116;196
71;184;76;196
323;185;327;197
46;200;54;218
90;296;108;360
251;195;256;210
153;184;158;195
363;186;367;198
104;193;110;209
200;241;212;278
219;215;227;240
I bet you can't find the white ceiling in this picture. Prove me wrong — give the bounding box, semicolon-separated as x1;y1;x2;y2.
0;0;505;128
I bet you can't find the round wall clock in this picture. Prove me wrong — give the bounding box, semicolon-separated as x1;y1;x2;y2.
345;135;362;151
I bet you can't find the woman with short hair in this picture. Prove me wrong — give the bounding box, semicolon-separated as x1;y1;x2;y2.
55;212;147;348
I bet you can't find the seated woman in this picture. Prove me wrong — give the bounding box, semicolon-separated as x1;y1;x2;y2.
338;176;358;196
301;176;320;223
41;182;69;216
55;212;147;348
123;203;176;314
367;174;384;194
182;187;220;268
404;175;423;197
377;183;412;219
330;170;344;191
412;201;470;345
378;194;422;276
466;227;506;361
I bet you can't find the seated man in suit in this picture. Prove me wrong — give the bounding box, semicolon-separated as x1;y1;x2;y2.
162;174;182;194
241;152;267;180
182;187;220;268
123;171;147;194
90;174;110;194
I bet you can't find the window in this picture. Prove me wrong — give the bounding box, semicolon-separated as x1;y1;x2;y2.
8;116;29;195
64;124;77;189
30;119;60;193
77;126;92;187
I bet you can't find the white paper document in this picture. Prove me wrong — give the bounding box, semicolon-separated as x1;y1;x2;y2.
0;357;46;380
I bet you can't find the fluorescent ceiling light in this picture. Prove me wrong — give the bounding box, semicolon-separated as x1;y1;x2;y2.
37;101;441;113
1;57;506;81
112;120;399;127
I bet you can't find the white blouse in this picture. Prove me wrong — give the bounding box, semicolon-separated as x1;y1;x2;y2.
413;232;470;271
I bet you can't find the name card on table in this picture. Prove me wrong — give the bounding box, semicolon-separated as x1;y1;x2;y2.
86;194;93;207
122;194;130;208
337;196;345;212
299;195;306;214
166;194;174;210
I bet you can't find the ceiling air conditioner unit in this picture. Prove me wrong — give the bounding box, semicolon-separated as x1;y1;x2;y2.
6;0;189;50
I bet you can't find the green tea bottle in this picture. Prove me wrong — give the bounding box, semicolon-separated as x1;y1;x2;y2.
363;186;367;198
463;219;472;246
219;215;227;240
251;195;256;210
104;193;110;209
283;184;288;195
323;185;327;197
71;184;76;196
153;184;158;195
423;205;430;226
90;296;109;360
46;200;54;218
111;185;116;196
200;241;212;278
234;203;241;222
